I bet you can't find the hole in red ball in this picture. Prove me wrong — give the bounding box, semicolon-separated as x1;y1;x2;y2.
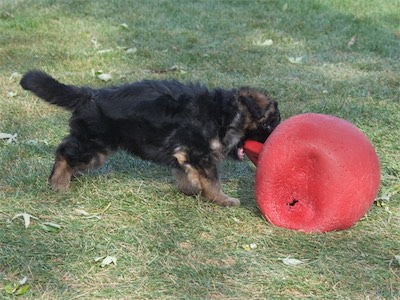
288;199;299;207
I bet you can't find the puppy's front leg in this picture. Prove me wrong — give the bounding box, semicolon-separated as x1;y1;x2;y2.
198;167;240;207
173;166;202;196
173;149;240;206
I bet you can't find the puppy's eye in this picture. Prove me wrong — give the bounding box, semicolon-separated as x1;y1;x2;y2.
262;122;270;130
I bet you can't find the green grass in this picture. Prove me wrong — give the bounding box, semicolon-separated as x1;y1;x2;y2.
1;0;399;299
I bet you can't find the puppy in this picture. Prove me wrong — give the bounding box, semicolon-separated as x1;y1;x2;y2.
20;71;280;206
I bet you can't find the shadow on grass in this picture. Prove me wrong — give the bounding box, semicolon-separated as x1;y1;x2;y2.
1;0;398;298
95;151;261;212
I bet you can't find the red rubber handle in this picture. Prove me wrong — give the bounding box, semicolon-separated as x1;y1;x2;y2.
243;140;264;166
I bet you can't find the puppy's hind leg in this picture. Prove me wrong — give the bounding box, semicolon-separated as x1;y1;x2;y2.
50;153;74;192
50;135;109;192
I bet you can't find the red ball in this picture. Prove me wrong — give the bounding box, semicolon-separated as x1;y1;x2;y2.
251;113;380;232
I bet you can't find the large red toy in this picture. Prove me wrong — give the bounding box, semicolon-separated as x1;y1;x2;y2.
244;113;380;232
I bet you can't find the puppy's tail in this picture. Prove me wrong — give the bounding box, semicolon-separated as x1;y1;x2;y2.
20;70;94;111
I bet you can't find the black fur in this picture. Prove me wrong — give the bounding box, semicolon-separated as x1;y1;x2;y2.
20;70;280;206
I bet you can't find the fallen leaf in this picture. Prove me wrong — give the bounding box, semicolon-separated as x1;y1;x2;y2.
86;215;102;220
4;283;16;294
94;256;105;262
119;23;129;30
90;37;99;48
0;133;17;144
97;73;112;82
232;217;241;224
97;48;114;54
41;222;61;233
74;208;102;220
281;256;307;266
12;213;39;228
95;255;117;267
288;56;303;64
101;256;117;267
116;45;128;50
347;35;357;48
375;199;387;208
7;91;18;97
1;12;14;19
152;65;187;74
375;186;399;202
375;185;400;210
19;277;28;285
4;277;30;296
242;243;257;251
126;47;137;54
15;284;30;296
9;72;21;81
74;208;91;216
253;39;273;46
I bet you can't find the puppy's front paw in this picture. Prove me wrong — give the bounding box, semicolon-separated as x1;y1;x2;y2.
219;197;241;207
50;179;70;192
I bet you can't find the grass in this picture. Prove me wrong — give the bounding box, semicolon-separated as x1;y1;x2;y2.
1;0;399;298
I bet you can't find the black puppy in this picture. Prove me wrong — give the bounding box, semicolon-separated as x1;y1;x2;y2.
20;71;280;206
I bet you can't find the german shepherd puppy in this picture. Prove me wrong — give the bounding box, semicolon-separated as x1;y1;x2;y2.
20;71;280;206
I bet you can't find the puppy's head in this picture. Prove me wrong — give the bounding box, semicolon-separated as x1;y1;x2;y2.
237;87;281;143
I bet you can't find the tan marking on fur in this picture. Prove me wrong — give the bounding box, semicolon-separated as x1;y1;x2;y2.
173;166;201;196
50;156;73;192
264;106;278;120
173;164;239;206
238;88;270;110
237;88;277;131
185;165;201;189
51;152;110;191
210;138;222;151
71;152;110;177
209;138;226;160
173;150;187;165
245;118;258;130
88;152;108;169
198;174;240;206
254;94;270;110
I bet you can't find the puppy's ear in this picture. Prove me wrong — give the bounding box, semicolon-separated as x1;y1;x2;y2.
239;95;264;120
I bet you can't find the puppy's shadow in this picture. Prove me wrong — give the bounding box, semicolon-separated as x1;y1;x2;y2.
219;159;261;212
88;151;260;212
69;150;165;189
